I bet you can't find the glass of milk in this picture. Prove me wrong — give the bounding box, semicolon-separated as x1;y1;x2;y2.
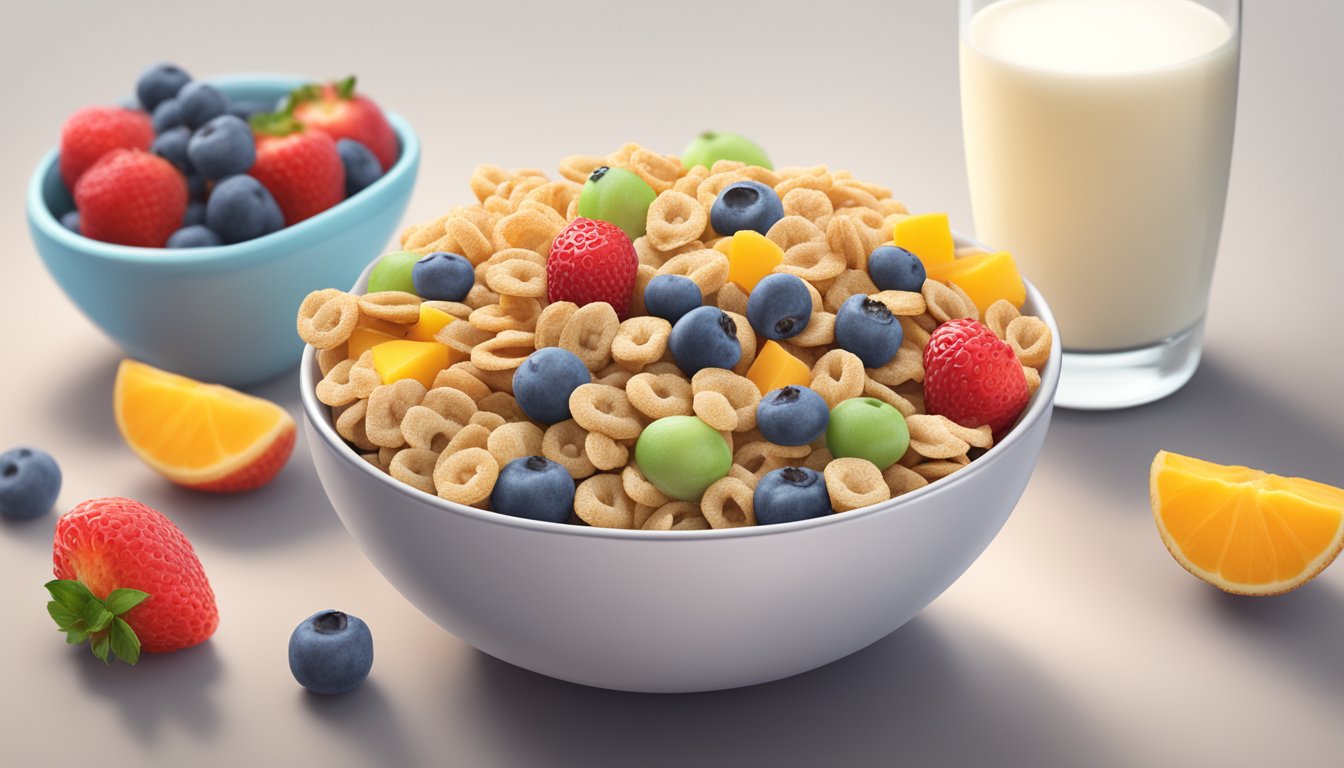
959;0;1240;409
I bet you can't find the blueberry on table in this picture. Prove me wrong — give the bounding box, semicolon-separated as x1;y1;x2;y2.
0;447;62;521
825;397;909;470
151;98;183;134
834;294;903;368
576;165;657;240
412;251;474;302
491;456;576;523
709;180;784;236
669;306;742;377
187;115;255;179
151;126;192;173
868;245;927;293
746;273;812;340
136;63;191;112
59;210;80;234
754;467;832;525
513;348;592;425
756;385;830;446
367;251;421;294
337;139;383;197
288;610;373;695
176;82;228;130
167;225;223;249
643;274;702;325
205;175;283;243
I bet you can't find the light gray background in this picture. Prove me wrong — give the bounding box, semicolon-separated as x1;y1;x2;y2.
2;1;1342;765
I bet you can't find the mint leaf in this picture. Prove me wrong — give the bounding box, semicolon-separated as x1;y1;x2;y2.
91;633;111;664
110;618;141;666
82;599;114;633
65;626;90;645
105;589;149;616
47;601;80;629
45;580;93;613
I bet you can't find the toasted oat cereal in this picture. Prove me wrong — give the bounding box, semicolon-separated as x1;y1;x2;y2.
584;431;629;471
611;316;671;372
542;419;596;479
642;501;709;531
883;463;929;497
389;448;440;495
626;372;693;419
487;421;545;467
359;291;422;324
700;476;756;529
569;383;642;440
298;289;359;349
574;473;637;529
906;414;993;460
691;369;760;432
365;379;427;449
811;349;866;408
433;447;499;505
558;301;620;371
824;458;890;513
646;191;708;251
1005;316;1053;368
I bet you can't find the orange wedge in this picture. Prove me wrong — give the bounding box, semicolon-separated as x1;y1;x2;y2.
114;359;295;493
1150;450;1344;595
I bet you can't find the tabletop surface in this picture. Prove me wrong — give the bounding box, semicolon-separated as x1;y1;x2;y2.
2;1;1341;765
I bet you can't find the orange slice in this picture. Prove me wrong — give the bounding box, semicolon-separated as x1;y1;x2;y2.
1150;450;1344;595
114;359;296;493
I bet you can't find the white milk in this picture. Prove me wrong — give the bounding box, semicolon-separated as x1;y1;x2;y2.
961;0;1238;350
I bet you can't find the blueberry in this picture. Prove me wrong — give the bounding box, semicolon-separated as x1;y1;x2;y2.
337;139;382;197
177;82;229;130
59;211;80;234
411;251;474;302
669;306;742;376
206;175;283;243
834;294;903;368
868;245;927;293
756;385;830;446
151;98;183;133
288;610;373;695
186;173;208;201
136;63;191;112
227;100;272;120
643;274;702;325
166;225;223;248
745;273;812;341
183;200;207;227
0;447;62;521
490;456;576;523
709;180;784;236
151;126;192;173
187;115;255;179
754;467;832;525
513;348;592;425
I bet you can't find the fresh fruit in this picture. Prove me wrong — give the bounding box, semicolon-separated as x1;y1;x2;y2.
0;447;61;521
868;245;927;293
923;318;1030;438
746;340;811;395
925;251;1027;314
370;340;452;388
183;200;207;227
176;82;228;130
249;114;345;225
151;99;183;134
681;131;772;170
754;467;832;525
826;398;909;470
59;210;80;233
368;251;421;293
709;180;784;236
546;217;639;318
75;149;187;248
287;76;398;171
725;230;784;293
643;274;703;325
1151;451;1344;596
166;225;222;248
668;306;742;376
491;456;576;523
834;295;903;368
50;496;219;659
892;213;955;268
756;385;830;446
151;125;192;172
114;359;295;492
288;610;373;695
205;175;284;244
412;251;474;302
745;273;812;340
337;138;382;196
404;304;456;343
513;348;592;424
634;416;733;501
58;106;154;189
186;114;256;179
135;63;191;112
349;325;404;359
576;166;657;240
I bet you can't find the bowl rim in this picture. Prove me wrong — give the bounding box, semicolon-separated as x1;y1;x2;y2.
26;73;421;269
300;232;1062;541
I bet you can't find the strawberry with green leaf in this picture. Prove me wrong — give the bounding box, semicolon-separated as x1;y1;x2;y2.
248;112;345;226
284;75;397;172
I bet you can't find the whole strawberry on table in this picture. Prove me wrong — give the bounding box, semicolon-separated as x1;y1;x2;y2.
56;63;398;249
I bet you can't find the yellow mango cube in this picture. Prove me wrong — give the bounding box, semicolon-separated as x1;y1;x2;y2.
927;251;1027;313
726;230;784;294
892;213;955;268
349;325;405;359
371;340;452;388
406;305;457;342
747;341;812;396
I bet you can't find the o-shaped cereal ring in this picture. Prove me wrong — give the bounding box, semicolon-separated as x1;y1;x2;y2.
611;316;671;373
626;372;693;419
297;289;359;349
433;447;499;505
574;474;637;529
700;476;756;528
823;457;891;513
645;191;708;252
569;383;643;440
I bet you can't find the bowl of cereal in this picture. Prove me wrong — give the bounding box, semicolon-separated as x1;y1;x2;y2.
300;150;1060;692
26;74;420;387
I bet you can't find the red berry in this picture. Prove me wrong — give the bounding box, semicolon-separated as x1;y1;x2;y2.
59;106;154;190
923;318;1030;439
289;76;397;172
250;118;345;226
74;149;187;247
546;218;640;319
52;497;218;655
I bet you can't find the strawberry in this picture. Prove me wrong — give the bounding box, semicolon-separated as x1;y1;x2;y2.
287;76;397;171
47;497;218;664
59;106;154;190
546;217;639;319
74;149;187;247
249;113;345;226
923;318;1030;439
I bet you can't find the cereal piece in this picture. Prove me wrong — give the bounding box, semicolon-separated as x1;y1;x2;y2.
782;188;834;223
776;240;846;283
316;344;348;377
611;316;672;372
823;270;880;313
696;169;751;212
487;421;545;467
727;463;759;488
1006;316;1053;368
558;302;620;371
672;164;710;197
445;213;499;265
584;431;629;471
827;215;870;271
691;368;761;431
315;356;380;407
471;330;536;371
493;205;565;257
862;379;918;417
867;341;925;386
775;170;832;197
526;180;581;218
542;420;597;479
401;386;477;451
1023;365;1042;396
469;410;508;432
626;372;694;419
478;391;527;422
559;154;607;185
733;440;810;478
469;296;543;334
642;501;709;531
700;476;756;528
657;249;729;297
871;290;927;317
633;504;657;530
574;473;637;529
622;464;670;508
628;148;683;194
569;383;643;440
645;191;708;252
436;316;494;356
476;246;546;281
535;301;579;349
389;448;440;495
983;299;1021;340
911;458;969;481
470;164;512;202
465;283;501;310
430;366;488;403
766;215;823;252
790;311;835;347
906;414;993;460
334;400;377;451
810;349;866;408
823;457;890;513
360;452;387;472
923;279;978;323
803;448;834;472
692;390;738;431
723;310;757;376
882;463;929;497
485;259;547;298
358;291;422;325
899;316;933;350
365;379;427;449
432;446;499;505
595;363;635;389
297;289;359;349
446;423;492;454
714;282;749;315
826;184;880;211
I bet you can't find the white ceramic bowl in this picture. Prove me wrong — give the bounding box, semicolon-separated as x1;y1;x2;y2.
301;237;1061;692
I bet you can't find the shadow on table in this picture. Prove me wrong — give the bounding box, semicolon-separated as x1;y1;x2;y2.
44;350;123;449
0;508;56;553
73;641;223;744
457;617;1123;768
1208;581;1344;702
300;679;417;768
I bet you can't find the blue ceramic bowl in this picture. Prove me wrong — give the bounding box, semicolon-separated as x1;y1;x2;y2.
26;74;421;387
